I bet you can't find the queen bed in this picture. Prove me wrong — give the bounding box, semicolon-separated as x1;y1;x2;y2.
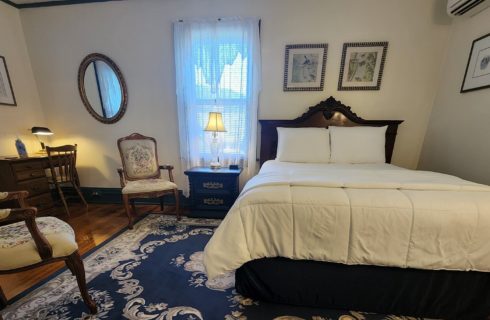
203;97;490;319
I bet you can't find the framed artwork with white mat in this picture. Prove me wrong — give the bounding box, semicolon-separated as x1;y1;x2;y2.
283;43;328;91
0;56;16;106
338;42;388;91
461;32;490;93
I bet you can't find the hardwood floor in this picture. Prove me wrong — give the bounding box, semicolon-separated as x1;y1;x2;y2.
0;203;167;301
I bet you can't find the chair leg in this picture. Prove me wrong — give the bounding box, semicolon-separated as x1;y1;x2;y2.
55;182;70;217
72;182;88;209
130;200;137;217
159;196;164;212
122;194;134;229
65;257;76;275
66;251;97;314
174;189;181;220
0;285;7;309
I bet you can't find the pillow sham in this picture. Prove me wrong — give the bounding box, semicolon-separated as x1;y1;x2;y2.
329;125;387;164
276;127;330;163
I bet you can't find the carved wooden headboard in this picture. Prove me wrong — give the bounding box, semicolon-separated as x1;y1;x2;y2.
259;96;403;166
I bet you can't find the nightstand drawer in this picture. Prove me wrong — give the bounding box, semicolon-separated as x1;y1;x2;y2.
194;194;234;210
191;176;237;194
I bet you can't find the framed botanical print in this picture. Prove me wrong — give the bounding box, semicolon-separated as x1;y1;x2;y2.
283;43;328;91
461;32;490;93
0;56;16;106
338;42;388;91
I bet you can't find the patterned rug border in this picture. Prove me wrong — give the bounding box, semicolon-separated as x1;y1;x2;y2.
6;213;220;306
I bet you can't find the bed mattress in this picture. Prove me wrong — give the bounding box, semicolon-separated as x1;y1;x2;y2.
204;160;490;280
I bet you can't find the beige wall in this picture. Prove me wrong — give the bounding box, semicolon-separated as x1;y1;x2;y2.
0;2;46;157
419;9;490;184
19;0;452;188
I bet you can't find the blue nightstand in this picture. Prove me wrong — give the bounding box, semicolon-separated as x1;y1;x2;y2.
184;167;242;219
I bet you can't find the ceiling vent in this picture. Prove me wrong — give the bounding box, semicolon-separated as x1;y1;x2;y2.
447;0;490;17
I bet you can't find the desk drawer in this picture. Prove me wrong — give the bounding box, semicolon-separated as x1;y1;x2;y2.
11;161;43;172
27;193;54;211
15;169;46;181
19;178;50;197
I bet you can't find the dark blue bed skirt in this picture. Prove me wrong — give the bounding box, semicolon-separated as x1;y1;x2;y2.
235;258;490;320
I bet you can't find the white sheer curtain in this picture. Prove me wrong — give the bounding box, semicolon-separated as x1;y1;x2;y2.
95;61;122;118
174;17;261;184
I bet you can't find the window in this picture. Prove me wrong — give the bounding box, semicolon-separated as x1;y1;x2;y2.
174;18;261;182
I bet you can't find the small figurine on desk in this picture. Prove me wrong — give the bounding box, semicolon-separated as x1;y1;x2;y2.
15;137;28;158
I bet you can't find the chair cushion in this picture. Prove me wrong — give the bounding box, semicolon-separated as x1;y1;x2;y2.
119;139;159;179
0;209;11;219
122;179;177;194
0;217;78;271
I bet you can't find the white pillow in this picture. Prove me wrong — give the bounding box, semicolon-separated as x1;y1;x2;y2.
330;126;387;164
276;127;330;163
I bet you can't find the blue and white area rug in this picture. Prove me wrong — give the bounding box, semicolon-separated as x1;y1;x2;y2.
2;215;426;320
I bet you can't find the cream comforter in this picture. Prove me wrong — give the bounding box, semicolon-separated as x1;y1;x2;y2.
203;161;490;280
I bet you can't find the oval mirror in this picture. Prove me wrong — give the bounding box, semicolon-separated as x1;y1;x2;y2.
78;53;127;124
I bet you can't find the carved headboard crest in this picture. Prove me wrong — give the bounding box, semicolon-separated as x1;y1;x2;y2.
259;96;403;166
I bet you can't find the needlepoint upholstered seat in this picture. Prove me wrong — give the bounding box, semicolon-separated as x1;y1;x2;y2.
117;133;181;229
0;216;77;270
0;191;96;319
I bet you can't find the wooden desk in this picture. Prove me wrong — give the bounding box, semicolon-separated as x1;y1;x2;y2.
0;156;57;215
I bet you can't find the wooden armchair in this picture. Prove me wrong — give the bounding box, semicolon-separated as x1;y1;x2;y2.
117;133;181;229
0;191;96;318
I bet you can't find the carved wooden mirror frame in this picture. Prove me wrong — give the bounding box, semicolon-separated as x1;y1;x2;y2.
77;53;128;124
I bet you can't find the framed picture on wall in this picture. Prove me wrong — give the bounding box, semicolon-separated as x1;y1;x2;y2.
283;43;328;91
0;56;17;106
0;56;16;106
338;42;388;91
461;32;490;93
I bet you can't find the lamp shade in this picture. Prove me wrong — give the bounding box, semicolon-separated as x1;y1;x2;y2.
31;127;53;135
204;112;226;132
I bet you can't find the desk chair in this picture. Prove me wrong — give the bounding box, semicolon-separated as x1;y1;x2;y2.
46;145;87;216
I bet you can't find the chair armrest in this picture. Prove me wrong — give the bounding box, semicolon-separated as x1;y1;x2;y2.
159;165;175;182
117;168;126;187
0;190;29;207
0;207;53;260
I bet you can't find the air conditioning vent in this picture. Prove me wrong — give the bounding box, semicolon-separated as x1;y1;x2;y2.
447;0;490;17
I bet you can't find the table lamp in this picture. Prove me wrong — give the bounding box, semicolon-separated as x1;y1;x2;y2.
204;112;226;169
31;126;53;154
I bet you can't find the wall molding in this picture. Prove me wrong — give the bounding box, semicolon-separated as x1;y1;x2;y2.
0;0;19;8
59;186;189;206
1;0;121;9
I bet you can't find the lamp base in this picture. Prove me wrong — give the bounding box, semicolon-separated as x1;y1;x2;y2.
210;161;222;169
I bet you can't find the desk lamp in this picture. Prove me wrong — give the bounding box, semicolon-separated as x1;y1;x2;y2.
31;126;53;154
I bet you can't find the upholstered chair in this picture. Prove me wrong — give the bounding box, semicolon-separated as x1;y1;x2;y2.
117;133;181;229
0;191;96;318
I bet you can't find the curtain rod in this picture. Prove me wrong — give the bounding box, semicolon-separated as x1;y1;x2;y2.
176;18;262;32
177;18;261;23
178;18;224;22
